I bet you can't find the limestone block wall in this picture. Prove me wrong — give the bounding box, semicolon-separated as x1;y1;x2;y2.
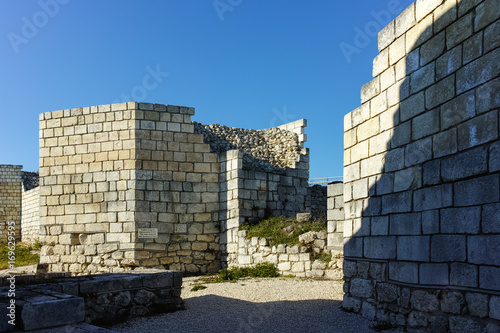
0;165;22;242
235;230;342;279
342;0;500;331
39;102;220;274
21;186;40;244
306;184;327;219
215;120;309;268
327;182;343;250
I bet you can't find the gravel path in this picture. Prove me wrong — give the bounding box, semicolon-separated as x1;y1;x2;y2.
111;277;388;333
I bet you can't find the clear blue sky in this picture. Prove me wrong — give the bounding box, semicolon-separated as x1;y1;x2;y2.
0;0;413;178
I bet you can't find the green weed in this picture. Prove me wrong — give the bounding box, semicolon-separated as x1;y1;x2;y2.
239;216;326;246
0;242;40;270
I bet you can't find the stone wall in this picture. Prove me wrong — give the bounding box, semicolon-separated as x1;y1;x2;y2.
0;165;22;242
342;0;500;331
235;230;342;279
0;271;182;331
21;186;40;244
39;102;221;274
327;182;343;251
218;120;309;268
306;184;327;219
38;102;309;274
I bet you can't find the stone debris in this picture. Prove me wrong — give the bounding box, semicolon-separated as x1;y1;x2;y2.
194;122;301;172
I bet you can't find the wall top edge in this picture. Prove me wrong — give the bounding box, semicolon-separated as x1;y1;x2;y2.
39;102;196;119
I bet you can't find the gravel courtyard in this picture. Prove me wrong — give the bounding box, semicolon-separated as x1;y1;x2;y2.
111;277;390;333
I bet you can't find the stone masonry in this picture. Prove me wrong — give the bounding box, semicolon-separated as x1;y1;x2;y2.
327;182;344;251
0;165;22;242
342;0;500;331
38;102;309;274
21;186;40;244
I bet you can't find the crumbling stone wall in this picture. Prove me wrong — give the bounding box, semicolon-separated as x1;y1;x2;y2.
0;165;22;242
342;0;500;331
215;119;309;268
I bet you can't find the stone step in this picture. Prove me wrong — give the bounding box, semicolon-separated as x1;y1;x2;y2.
0;288;84;331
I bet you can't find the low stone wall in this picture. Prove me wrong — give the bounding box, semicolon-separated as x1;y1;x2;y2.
21;186;39;244
0;271;182;331
344;259;500;332
235;230;342;279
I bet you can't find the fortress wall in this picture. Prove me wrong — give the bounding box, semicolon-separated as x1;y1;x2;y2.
342;0;500;330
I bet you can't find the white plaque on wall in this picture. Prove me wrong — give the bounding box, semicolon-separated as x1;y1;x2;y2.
138;228;158;238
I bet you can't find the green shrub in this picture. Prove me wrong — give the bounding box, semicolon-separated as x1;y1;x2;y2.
213;262;279;282
190;284;207;291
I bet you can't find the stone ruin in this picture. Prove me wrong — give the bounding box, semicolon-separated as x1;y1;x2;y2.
35;102;312;274
1;0;499;331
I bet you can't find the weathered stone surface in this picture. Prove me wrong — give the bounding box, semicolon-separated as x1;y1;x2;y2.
394;167;422;192
450;263;478;288
441;146;487;182
400;92;425;122
436;45;462;80
363;236;396;259
296;212;311;223
458;111;498;151
431;235;466;262
490;296;500;320
423;160;441;186
405;137;432;166
474;0;500;30
476;77;500;114
425;75;455;109
350;278;373;298
484;20;500;52
466;292;489;318
343;295;361;313
377;283;398;303
389;261;418;284
419;263;448;285
133;290;156;305
410;290;439;312
371;216;389;236
422;209;439;234
382;191;412;214
441;291;465;314
440;207;481;234
454;174;500;206
449;316;482;333
456;47;500;94
413;184;452;211
480;266;500;291
390;213;421;235
410;63;435;94
20;294;85;331
483;203;500;233
397;236;430;261
440;91;475;130
446;13;473;49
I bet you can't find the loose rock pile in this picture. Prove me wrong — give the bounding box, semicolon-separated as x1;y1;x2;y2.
194;122;301;172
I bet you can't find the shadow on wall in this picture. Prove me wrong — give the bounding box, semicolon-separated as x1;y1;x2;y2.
344;0;500;326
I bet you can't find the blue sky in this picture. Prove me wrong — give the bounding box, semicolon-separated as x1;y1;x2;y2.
0;0;413;178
